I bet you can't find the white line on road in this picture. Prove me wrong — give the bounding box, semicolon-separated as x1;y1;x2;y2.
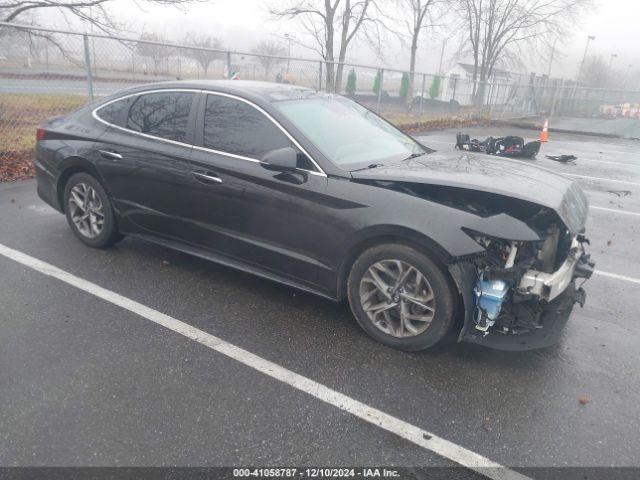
0;242;528;480
572;157;639;168
594;270;640;285
590;206;640;217
566;173;640;186
27;205;57;215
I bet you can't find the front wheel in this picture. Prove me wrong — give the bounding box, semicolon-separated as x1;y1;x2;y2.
63;172;121;248
347;244;456;351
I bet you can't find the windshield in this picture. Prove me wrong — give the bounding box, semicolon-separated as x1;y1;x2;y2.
273;95;426;169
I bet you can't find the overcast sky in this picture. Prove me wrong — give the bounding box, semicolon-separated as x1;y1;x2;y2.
43;0;639;79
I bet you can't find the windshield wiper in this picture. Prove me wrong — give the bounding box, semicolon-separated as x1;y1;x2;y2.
351;163;384;171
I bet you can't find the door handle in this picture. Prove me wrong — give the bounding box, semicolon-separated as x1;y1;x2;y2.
193;171;223;184
99;150;123;160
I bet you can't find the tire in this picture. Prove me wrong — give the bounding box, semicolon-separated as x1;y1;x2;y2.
347;243;456;351
63;172;121;248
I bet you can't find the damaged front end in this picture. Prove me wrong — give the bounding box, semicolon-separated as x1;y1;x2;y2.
450;219;595;351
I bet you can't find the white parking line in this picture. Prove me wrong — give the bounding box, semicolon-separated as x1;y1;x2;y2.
565;173;640;186
0;242;528;480
590;206;640;217
594;270;640;285
572;157;639;168
27;205;57;215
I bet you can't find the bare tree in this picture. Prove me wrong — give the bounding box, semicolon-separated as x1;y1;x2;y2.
579;55;610;88
182;32;224;77
270;0;380;93
136;33;172;75
391;0;440;102
455;0;591;106
0;0;201;68
1;0;198;33
252;40;286;78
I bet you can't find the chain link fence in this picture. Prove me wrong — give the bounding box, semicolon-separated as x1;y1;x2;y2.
1;21;639;180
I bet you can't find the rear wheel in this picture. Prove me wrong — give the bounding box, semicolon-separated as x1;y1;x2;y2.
347;244;456;351
63;172;121;248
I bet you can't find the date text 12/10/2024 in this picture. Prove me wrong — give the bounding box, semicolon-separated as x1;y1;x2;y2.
233;468;401;478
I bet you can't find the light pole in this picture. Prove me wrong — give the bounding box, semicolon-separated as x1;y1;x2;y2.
284;33;292;73
438;38;447;75
609;53;618;70
547;39;558;79
623;64;633;89
577;35;595;82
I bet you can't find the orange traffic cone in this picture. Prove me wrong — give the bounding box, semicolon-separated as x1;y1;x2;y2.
540;119;549;142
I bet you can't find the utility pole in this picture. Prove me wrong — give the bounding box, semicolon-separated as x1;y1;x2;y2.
609;53;618;70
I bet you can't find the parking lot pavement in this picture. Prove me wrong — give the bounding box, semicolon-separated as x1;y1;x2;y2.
1;129;640;473
1;255;470;469
416;128;640;276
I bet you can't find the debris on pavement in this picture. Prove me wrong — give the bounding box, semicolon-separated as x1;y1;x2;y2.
455;132;541;158
607;190;632;197
545;154;578;163
579;395;589;405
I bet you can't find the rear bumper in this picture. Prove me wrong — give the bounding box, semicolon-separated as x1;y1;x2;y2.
34;158;62;213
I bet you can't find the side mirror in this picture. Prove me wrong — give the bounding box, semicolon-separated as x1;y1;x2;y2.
261;147;298;171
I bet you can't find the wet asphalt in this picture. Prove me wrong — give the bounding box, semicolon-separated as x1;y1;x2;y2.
0;128;639;473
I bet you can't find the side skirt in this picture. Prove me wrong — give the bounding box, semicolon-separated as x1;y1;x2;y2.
128;233;338;302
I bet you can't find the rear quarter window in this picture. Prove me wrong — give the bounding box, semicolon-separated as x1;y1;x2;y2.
95;97;133;128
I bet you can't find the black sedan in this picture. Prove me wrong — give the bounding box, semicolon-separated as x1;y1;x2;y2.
34;80;594;351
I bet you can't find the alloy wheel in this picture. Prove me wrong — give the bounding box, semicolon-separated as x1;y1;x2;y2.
359;259;436;338
68;183;105;239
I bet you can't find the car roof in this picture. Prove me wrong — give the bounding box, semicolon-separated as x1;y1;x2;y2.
113;80;317;103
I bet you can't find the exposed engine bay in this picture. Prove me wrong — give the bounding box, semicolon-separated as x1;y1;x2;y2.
379;180;595;349
467;229;594;337
350;153;595;350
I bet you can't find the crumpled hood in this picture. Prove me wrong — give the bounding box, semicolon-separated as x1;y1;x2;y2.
351;151;589;234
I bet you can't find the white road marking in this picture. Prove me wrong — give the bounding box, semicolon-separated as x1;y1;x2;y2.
590;206;640;217
566;173;640;186
570;157;639;168
27;205;57;215
0;242;528;480
594;270;640;285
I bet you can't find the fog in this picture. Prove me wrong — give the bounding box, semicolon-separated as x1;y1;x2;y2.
38;0;640;81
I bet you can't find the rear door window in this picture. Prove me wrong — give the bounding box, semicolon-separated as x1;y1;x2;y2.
125;91;195;143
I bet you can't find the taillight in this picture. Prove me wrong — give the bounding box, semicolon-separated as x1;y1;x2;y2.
36;127;46;141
